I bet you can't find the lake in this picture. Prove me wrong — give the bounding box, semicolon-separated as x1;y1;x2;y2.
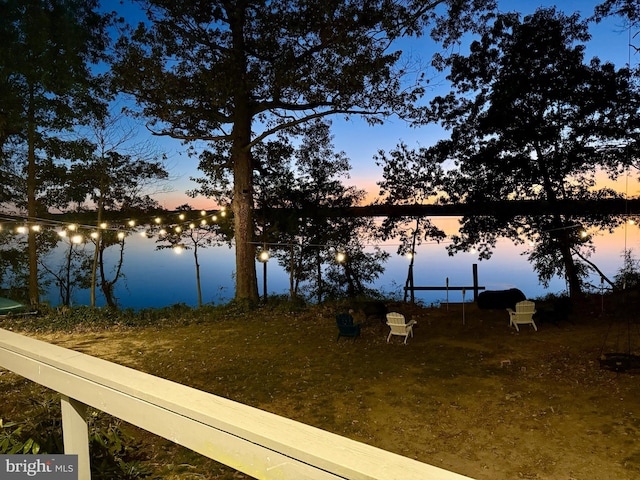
44;219;636;309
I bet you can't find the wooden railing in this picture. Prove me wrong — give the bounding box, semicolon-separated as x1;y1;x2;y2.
0;328;474;480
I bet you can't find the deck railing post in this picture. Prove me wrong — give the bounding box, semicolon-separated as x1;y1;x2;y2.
61;395;91;480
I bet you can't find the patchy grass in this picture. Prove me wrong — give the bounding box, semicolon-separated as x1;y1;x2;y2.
2;296;640;479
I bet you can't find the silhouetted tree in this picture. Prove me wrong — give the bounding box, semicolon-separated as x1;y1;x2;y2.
69;111;169;306
112;0;496;301
375;142;447;300
426;7;640;299
0;0;110;305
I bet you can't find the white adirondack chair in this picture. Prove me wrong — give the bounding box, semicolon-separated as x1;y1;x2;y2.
507;300;537;331
385;312;417;344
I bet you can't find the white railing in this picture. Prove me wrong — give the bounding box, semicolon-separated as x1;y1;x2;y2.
0;328;474;480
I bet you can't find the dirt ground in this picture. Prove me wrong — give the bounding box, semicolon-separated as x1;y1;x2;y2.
2;296;640;479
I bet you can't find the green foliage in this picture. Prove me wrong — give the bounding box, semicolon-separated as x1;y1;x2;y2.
0;393;150;479
0;396;64;455
88;414;151;480
0;302;254;332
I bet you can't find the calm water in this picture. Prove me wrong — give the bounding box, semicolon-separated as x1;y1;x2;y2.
41;220;637;309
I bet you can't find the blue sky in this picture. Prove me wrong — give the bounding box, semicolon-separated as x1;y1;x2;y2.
131;0;638;209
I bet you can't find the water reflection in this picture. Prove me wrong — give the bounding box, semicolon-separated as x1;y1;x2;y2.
44;223;636;309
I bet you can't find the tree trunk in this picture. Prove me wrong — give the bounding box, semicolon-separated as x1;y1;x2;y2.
316;250;323;303
98;244;116;308
228;5;258;302
63;243;73;306
231;128;258;301
194;245;202;308
27;89;38;307
558;229;582;300
90;195;104;307
289;243;296;300
98;238;125;309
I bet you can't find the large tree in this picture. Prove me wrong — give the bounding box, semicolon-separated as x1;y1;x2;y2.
112;0;494;301
1;0;110;305
425;7;640;299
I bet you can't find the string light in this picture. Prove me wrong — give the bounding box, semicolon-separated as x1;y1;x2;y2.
0;206;228;250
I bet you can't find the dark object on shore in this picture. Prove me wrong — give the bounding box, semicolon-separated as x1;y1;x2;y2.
361;301;388;323
336;313;361;341
477;289;526;310
600;353;640;373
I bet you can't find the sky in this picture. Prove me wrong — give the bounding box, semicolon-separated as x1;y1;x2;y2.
122;0;640;210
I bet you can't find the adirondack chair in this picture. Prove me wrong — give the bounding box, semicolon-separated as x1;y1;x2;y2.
507;300;537;332
385;312;417;344
336;313;361;341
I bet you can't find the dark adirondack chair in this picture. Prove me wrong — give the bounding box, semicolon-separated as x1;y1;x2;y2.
336;313;361;341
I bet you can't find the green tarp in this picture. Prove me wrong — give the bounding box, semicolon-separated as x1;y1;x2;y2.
0;297;26;314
